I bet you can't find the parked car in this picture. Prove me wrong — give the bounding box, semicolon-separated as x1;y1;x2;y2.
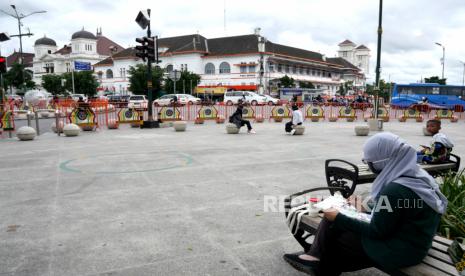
262;95;279;106
6;94;22;101
223;91;266;106
154;94;201;106
71;94;88;102
178;94;201;105
128;95;148;108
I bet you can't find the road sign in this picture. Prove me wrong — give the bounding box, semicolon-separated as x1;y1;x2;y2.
135;10;150;30
74;61;91;71
169;70;181;81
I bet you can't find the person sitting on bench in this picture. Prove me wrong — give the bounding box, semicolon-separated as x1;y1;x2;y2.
284;132;447;276
285;104;303;135
229;100;256;134
418;119;454;164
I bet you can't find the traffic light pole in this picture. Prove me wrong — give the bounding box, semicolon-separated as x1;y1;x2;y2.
141;9;158;128
135;8;160;128
146;9;153;121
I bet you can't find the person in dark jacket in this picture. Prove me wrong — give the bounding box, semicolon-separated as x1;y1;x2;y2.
229;100;256;134
170;95;178;106
284;132;447;275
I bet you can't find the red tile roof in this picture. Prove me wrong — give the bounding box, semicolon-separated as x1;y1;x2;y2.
6;51;34;67
355;44;369;50
93;48;137;67
54;45;72;55
52;36;125;57
338;39;356;46
96;35;125;56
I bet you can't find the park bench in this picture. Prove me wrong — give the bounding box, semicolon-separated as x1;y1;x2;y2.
284;154;461;276
324;154;460;198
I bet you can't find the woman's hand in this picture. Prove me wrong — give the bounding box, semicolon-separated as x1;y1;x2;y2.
323;208;339;222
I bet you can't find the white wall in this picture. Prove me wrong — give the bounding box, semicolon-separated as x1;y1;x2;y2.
71;38;97;55
34;45;57;60
159;53;203;74
94;59;140;94
198;54;260;86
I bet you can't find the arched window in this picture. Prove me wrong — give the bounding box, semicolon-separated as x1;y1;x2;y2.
219;62;230;74
166;64;173;73
205;63;215;74
106;69;113;79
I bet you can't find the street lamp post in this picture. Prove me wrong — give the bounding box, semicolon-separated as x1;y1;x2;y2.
1;5;46;65
0;5;46;89
460;61;465;87
257;36;266;95
435;42;445;79
374;0;383;119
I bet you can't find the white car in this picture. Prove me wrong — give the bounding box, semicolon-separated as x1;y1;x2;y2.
223;91;266;106
154;94;201;106
178;94;201;105
128;95;148;108
262;95;279;106
71;94;88;102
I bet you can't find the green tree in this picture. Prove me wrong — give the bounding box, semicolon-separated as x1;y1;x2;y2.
299;81;315;89
164;70;201;94
338;85;345;96
365;79;393;101
62;71;99;96
3;63;35;93
42;74;65;95
424;76;446;85
128;64;164;97
278;75;295;88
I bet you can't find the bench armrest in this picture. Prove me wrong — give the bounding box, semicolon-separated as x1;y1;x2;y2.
449;153;461;172
325;159;360;198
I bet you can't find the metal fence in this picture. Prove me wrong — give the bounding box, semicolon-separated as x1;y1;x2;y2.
2;102;464;138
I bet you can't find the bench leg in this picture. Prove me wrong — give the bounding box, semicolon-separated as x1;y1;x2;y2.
292;228;314;253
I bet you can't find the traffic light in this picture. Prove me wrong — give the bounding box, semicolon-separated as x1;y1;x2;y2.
0;56;6;73
135;37;148;62
146;37;156;62
136;36;158;63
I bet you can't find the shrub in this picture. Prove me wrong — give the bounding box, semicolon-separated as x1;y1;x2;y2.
438;169;465;239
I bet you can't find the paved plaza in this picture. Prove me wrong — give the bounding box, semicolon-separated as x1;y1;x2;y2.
1;121;464;276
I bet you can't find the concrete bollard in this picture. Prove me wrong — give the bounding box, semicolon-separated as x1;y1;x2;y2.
16;126;37;141
63;124;81;137
367;119;383;131
355;126;370;136
226;123;240;134
51;121;64;134
173;121;187;132
292;125;305;135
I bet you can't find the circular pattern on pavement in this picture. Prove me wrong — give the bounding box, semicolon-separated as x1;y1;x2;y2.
59;151;192;174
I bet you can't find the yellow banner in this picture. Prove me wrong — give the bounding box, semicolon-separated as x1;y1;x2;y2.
195;87;227;95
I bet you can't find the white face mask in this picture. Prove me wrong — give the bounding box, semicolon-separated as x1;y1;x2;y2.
363;158;390;174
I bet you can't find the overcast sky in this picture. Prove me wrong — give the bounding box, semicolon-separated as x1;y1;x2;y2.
1;0;465;85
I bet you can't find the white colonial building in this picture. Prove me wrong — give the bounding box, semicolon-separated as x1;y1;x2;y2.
337;39;370;74
94;31;368;96
32;28;124;85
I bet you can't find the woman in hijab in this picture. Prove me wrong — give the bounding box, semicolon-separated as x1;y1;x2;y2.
284;132;448;275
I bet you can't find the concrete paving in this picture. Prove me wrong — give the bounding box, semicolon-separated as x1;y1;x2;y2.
1;120;464;276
